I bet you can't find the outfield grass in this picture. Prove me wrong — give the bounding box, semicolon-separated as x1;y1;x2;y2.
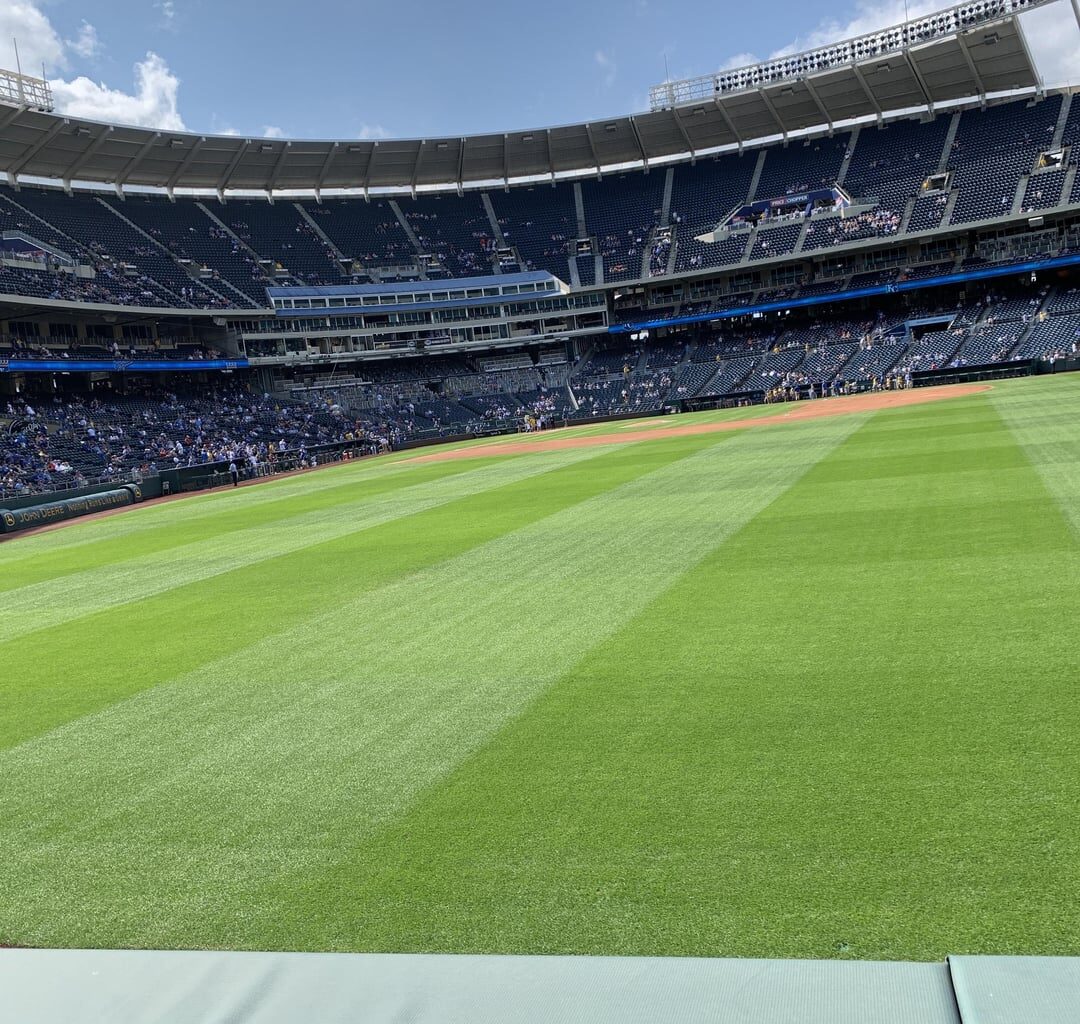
0;376;1077;960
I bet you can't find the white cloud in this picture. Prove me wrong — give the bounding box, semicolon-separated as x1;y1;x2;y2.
67;22;102;61
357;124;390;140
769;0;941;57
157;1;177;29
0;3;187;131
720;51;759;72
209;122;288;139
0;1;67;74
51;52;186;131
1020;4;1080;89
595;49;617;89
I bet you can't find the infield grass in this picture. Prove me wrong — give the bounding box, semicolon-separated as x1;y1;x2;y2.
0;376;1077;960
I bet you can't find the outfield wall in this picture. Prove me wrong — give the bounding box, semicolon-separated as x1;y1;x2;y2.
0;484;147;535
912;360;1036;388
157;440;377;495
0;477;162;512
2;948;1079;1024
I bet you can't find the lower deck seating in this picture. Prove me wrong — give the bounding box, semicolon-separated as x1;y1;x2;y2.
1012;314;1080;359
836;342;907;381
7;279;1080;498
948;324;1025;366
698;356;757;396
798;343;857;383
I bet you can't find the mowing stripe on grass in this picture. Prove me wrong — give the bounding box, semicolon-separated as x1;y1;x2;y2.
0;415;865;950
1;439;701;752
0;453;425;563
990;375;1080;534
0;459;488;593
0;446;620;643
268;392;1080;959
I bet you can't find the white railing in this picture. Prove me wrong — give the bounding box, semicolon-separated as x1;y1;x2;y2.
649;0;1058;110
0;68;53;111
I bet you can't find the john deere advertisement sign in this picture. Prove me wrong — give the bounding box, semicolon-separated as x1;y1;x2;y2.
0;486;141;534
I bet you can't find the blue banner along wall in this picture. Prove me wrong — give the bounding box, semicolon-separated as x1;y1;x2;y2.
0;359;249;374
610;252;1080;335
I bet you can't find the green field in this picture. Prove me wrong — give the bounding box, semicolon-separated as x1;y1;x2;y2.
1;376;1078;961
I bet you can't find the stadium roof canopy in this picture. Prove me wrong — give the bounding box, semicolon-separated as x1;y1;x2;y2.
0;0;1066;197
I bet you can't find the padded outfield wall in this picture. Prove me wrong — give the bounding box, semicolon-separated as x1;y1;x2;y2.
2;949;1080;1024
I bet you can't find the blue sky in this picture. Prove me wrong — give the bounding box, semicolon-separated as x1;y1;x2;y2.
1;0;1078;138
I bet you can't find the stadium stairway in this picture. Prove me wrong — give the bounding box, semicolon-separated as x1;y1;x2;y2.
741;224;759;264
940;189;960;227
566;253;581;288
573;182;588;239
572;339;598;369
294;203;348;262
1052;92;1074;150
100;198;236;307
668;228;682;275
480;193;507;247
835;126;860;187
388;200;423;252
660;166;675;225
639;233;653;280
746;149;767;203
937;112;962;174
196;202;287;296
1012;172;1032;215
793;217;812;254
672;339;698;374
899;195;918;234
665;229;679;276
1062;165;1079;209
1006;287;1059;357
564;381;581;411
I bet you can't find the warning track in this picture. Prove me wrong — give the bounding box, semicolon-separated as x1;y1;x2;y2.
408;384;992;463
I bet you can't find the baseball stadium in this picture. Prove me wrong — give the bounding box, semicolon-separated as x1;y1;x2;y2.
1;1;1079;1020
